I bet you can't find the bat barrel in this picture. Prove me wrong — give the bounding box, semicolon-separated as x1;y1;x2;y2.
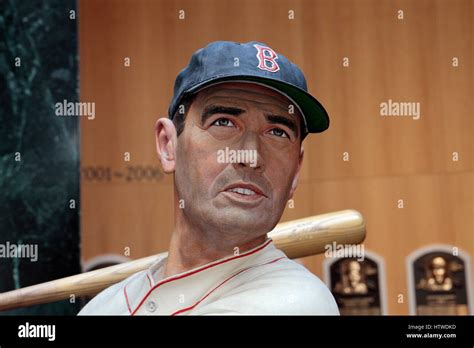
269;209;366;259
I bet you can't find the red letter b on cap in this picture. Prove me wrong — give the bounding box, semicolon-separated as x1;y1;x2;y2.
254;44;280;73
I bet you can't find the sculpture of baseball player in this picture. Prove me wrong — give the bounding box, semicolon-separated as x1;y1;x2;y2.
79;41;339;315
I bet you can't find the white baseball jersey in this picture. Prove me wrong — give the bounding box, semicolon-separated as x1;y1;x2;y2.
78;239;339;315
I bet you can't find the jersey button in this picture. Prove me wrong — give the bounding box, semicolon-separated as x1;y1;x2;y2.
147;300;157;313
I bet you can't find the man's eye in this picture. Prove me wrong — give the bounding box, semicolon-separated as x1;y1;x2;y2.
211;118;234;127
269;128;289;138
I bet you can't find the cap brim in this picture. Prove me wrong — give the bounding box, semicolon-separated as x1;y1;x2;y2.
186;75;329;133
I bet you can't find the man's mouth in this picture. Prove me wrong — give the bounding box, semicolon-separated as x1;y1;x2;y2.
226;187;257;196
222;183;267;197
220;183;267;203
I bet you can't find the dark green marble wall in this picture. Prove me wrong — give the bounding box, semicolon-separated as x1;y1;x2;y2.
0;0;81;314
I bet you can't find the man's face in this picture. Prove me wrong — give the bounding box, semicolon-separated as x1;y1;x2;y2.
174;82;304;242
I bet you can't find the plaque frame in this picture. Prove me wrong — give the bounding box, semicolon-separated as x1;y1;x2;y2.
323;249;388;315
406;244;473;315
82;254;131;272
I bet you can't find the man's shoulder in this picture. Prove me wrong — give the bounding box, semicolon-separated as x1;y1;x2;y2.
196;258;340;315
250;258;339;314
250;256;331;289
77;270;146;315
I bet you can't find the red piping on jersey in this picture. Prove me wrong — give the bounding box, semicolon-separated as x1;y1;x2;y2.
123;286;132;314
171;256;286;316
130;239;273;315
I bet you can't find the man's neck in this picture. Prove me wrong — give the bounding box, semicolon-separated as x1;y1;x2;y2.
163;214;267;278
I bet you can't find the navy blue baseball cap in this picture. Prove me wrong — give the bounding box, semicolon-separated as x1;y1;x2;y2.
169;41;329;133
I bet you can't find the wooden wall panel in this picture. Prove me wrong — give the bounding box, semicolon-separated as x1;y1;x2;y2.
79;0;473;315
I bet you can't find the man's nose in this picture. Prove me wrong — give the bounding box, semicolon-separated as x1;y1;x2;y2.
232;130;265;173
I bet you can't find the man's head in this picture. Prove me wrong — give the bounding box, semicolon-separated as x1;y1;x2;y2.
431;257;448;284
155;41;330;245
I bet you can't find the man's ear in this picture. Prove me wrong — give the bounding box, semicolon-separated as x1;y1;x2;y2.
155;118;178;173
288;146;304;199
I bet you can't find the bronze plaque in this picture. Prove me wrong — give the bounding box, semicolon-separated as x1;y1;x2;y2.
411;251;470;315
329;257;383;315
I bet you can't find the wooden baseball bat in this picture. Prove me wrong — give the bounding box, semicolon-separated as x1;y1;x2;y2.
0;209;365;311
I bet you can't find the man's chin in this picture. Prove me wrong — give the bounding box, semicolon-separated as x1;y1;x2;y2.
209;209;276;234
